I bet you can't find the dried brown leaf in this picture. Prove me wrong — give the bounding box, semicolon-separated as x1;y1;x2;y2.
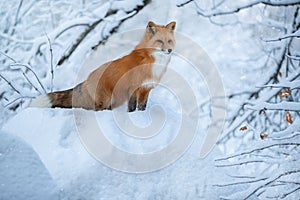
260;132;269;140
240;126;247;131
261;109;267;116
279;89;291;98
278;71;282;78
285;111;293;124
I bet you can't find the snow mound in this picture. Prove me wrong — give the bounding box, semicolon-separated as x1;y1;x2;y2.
0;131;58;200
1;104;226;199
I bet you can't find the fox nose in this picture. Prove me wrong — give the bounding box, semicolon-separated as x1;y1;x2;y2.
168;49;172;53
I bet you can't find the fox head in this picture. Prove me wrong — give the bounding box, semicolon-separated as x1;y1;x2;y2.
138;21;176;54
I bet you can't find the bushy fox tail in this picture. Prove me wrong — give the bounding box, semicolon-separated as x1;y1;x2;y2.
30;89;73;108
30;94;52;108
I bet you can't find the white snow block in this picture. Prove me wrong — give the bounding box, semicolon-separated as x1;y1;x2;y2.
0;132;58;200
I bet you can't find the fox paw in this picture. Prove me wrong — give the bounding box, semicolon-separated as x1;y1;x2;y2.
138;103;147;111
128;101;137;112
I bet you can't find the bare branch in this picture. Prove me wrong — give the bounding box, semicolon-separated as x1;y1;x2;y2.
214;177;268;187
57;0;150;65
0;32;35;44
286;54;300;60
10;0;23;36
195;0;300;17
177;0;194;7
245;102;300;112
262;30;300;42
45;33;54;92
10;63;47;93
257;79;300;90
197;1;262;17
57;17;105;66
0;73;21;95
0;51;17;63
4;96;34;108
280;186;300;199
216;143;300;161
22;72;41;94
216;160;264;167
55;23;89;39
244;170;300;199
272;133;300;140
91;3;150;50
278;180;300;185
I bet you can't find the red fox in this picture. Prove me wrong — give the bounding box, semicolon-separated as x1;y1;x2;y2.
30;21;176;112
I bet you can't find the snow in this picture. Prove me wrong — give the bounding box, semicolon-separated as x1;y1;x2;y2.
111;0;145;12
0;131;58;200
1;106;229;199
1;0;299;199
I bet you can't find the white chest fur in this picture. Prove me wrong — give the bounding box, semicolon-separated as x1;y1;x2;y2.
141;51;171;88
151;51;170;80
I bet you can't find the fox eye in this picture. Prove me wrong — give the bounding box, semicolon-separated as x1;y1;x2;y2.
168;40;173;44
155;39;164;44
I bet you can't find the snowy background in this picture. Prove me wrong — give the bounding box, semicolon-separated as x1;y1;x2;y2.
1;0;300;199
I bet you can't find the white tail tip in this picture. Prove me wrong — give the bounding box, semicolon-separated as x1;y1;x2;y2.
30;94;52;108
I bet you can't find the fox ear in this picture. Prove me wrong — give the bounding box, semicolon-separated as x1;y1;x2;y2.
147;21;156;35
166;21;176;32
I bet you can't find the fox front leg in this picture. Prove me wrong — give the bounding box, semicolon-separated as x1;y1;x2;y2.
137;87;152;111
128;89;137;112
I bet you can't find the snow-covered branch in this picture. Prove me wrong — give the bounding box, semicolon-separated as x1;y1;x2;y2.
237;169;300;199
245;102;300;112
257;79;300;89
0;73;21;95
177;0;300;17
177;0;194;7
178;1;300;199
216;142;300;162
57;1;149;65
286;54;300;60
263;29;300;42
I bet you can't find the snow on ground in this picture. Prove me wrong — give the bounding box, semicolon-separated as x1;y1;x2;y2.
0;0;261;199
0;131;58;200
2;107;230;199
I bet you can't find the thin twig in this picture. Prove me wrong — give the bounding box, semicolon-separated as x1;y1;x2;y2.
10;63;47;93
262;34;300;42
216;160;264;167
286;53;300;60
4;96;34;108
10;0;23;36
244;170;300;199
55;23;89;39
45;33;54;92
176;0;194;7
196;0;300;17
0;51;17;63
214;177;268;187
57;16;106;65
0;73;21;95
216;143;300;161
197;1;261;17
245;102;300;112
58;0;150;65
91;3;149;50
22;72;41;94
280;186;300;199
